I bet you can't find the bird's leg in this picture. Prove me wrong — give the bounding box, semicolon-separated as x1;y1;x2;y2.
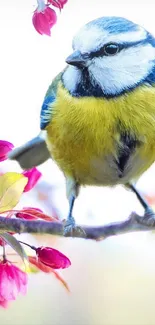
63;177;85;237
128;183;155;226
64;194;76;233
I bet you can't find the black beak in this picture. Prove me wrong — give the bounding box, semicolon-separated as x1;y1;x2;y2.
65;50;86;68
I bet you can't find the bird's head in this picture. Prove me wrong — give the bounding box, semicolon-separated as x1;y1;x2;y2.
62;16;155;97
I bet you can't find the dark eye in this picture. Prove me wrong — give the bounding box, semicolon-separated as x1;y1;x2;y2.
104;43;120;56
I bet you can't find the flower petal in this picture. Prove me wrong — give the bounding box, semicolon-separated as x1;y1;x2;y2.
36;246;71;269
15;207;58;222
48;0;68;9
45;7;57;27
33;11;51;36
48;0;61;8
32;7;57;36
22;168;42;192
16;211;39;220
0;140;14;162
9;264;28;295
0;299;9;308
0;264;18;300
0;261;28;305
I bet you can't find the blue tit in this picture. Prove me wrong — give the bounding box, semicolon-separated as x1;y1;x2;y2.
9;16;155;234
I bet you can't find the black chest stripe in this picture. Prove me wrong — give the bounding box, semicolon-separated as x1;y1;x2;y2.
116;132;141;176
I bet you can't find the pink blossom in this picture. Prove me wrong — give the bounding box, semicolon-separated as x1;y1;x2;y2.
15;207;57;222
22;168;42;192
0;140;14;162
32;1;57;36
0;261;28;308
48;0;68;9
36;246;71;269
16;207;43;220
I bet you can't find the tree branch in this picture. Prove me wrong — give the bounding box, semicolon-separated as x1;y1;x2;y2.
0;213;153;240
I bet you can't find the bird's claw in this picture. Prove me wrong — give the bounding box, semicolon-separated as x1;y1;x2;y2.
63;216;86;237
138;207;155;227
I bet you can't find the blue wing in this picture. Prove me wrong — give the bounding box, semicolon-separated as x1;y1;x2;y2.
40;94;55;130
40;71;63;130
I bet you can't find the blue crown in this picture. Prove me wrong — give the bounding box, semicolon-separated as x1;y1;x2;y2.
86;16;140;35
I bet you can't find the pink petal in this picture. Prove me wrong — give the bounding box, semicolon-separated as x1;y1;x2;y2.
33;12;50;36
22;168;42;192
0;261;28;304
16;212;38;220
15;207;56;222
0;299;9;308
45;7;57;27
48;0;68;9
32;7;57;36
0;265;18;300
16;207;43;220
10;264;28;295
36;246;71;269
0;140;14;162
48;0;61;9
59;0;68;8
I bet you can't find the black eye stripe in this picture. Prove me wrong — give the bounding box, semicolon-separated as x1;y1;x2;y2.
86;39;147;59
89;42;122;58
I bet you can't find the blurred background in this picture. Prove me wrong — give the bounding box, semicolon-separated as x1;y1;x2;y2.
1;0;155;324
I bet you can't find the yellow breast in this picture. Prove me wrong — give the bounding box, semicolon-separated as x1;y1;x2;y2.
46;82;155;185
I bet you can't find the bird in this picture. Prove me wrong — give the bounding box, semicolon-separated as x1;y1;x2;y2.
9;15;155;235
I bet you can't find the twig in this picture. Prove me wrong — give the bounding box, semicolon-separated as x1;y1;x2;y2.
0;213;153;240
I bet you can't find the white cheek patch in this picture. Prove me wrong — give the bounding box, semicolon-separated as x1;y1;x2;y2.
63;66;82;93
89;44;155;95
73;25;147;54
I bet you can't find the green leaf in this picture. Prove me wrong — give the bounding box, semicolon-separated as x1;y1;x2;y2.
0;232;28;264
0;172;28;213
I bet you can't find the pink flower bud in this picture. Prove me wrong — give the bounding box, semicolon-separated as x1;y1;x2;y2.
0;140;14;162
16;207;43;220
16;207;57;222
32;2;57;36
48;0;68;9
22;168;42;192
36;246;71;269
0;261;27;308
